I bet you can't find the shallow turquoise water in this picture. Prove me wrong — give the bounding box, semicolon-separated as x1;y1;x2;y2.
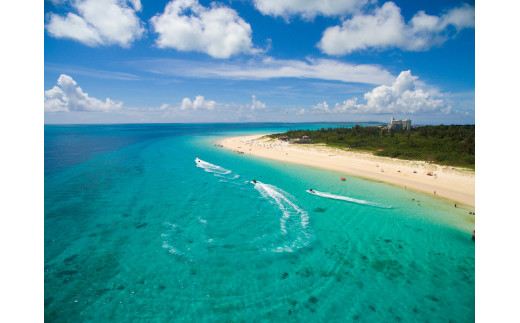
45;124;475;322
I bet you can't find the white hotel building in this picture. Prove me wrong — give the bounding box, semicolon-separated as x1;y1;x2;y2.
388;117;411;131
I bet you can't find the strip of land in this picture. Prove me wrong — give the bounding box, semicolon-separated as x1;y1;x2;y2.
219;134;475;208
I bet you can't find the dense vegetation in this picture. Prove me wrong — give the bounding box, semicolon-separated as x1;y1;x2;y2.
268;125;475;169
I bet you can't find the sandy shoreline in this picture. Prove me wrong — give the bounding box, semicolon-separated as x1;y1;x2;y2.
218;134;475;208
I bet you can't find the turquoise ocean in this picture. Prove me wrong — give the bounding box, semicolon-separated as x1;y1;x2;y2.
45;123;475;322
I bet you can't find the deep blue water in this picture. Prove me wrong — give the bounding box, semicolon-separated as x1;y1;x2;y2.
45;123;474;322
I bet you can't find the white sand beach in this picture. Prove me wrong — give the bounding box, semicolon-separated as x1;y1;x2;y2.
219;134;475;208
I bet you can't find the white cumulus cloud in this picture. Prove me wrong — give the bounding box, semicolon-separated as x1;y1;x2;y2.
158;95;217;114
44;74;123;112
46;0;144;47
150;0;256;58
253;0;367;20
296;108;306;115
311;71;450;114
318;2;474;55
310;101;330;113
249;95;266;110
180;95;216;110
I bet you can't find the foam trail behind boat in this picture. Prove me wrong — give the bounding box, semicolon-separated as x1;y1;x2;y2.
195;158;240;179
253;181;311;252
193;159;311;252
307;190;392;209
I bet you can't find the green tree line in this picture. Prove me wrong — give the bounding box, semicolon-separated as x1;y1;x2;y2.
268;124;475;169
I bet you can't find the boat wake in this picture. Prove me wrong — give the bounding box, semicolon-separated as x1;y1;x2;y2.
253;181;312;252
195;157;240;179
160;222;193;263
307;190;392;209
193;158;312;253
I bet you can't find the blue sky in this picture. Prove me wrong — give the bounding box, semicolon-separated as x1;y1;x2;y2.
43;0;475;124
